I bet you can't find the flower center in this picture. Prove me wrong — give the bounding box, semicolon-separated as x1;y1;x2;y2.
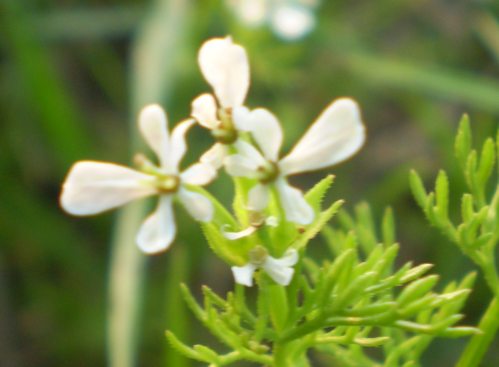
248;245;268;267
155;174;180;193
212;108;238;144
249;211;266;227
256;161;279;184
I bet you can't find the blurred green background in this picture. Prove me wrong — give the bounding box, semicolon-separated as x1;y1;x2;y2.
1;0;498;366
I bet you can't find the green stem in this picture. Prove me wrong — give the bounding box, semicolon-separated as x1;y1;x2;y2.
273;343;293;367
481;258;499;298
456;297;499;367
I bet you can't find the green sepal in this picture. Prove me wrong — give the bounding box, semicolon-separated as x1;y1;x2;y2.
293;200;344;251
304;174;335;213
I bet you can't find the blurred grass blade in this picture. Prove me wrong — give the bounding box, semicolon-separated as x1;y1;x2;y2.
35;6;142;42
108;1;192;367
164;248;190;366
2;0;93;171
473;12;499;64
108;203;149;367
341;50;499;115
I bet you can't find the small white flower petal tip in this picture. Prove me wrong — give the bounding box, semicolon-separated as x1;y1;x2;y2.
222;225;258;240
221;213;279;241
232;246;299;287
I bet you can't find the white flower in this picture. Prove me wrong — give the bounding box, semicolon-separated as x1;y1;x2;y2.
231;246;298;286
191;37;250;169
270;3;316;40
225;98;365;225
60;104;216;254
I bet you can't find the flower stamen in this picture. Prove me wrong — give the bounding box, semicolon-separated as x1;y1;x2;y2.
256;161;279;184
248;245;268;266
211;108;238;144
156;174;181;193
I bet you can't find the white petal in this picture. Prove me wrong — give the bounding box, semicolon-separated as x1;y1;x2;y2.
234;140;267;166
276;179;314;225
191;93;219;129
198;37;250;108
136;196;176;254
60;161;156;216
224;154;260;178
231;106;251;131
271;249;299;267
221;225;257;240
200;143;227;169
248;184;270;211
178;188;213;222
139;104;169;165
262;251;298;286
163;119;196;173
270;5;315;40
180;163;217;186
279;98;365;175
233;107;283;161
231;263;257;287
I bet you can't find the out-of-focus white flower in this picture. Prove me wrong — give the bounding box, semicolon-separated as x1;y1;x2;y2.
191;37;251;169
221;214;278;240
228;0;268;26
225;98;365;225
227;0;320;40
60;104;216;254
232;246;298;286
270;3;315;40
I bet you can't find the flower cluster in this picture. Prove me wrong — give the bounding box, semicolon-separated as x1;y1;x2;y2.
60;36;365;287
